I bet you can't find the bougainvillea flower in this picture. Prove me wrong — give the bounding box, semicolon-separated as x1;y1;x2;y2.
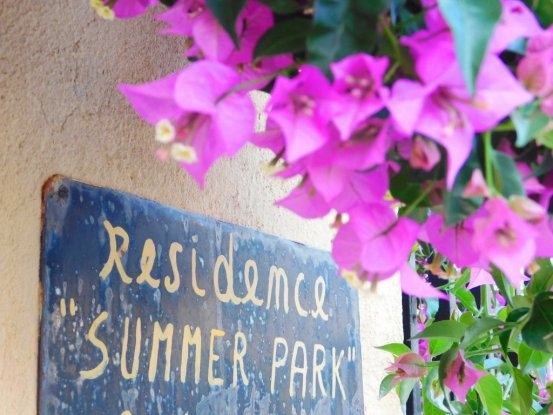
111;0;157;18
118;73;183;123
156;0;206;37
517;26;553;115
531;216;553;258
409;135;441;171
330;54;389;140
472;197;536;286
444;350;487;403
389;54;532;188
268;65;337;162
423;214;481;268
385;352;427;385
467;268;495;289
420;0;447;31
462;169;490;198
119;61;255;187
301;118;391;201
276;178;332;219
332;203;420;278
400;263;448;300
490;0;543;53
158;0;274;68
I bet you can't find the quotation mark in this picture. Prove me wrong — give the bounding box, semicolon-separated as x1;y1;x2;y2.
347;347;356;362
60;298;77;317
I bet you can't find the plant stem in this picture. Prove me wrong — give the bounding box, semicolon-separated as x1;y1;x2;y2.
401;181;436;219
380;16;403;68
480;284;490;317
493;120;515;132
483;131;495;194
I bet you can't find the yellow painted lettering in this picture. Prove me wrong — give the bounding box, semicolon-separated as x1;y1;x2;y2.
121;317;141;380
80;311;109;379
148;322;174;382
181;325;202;384
241;259;263;306
293;273;308;317
208;328;225;386
232;331;249;386
136;239;160;289
191;248;206;297
164;242;182;293
271;337;288;394
289;341;307;398
311;276;328;321
332;347;346;399
312;344;327;398
99;220;132;284
213;235;240;304
266;266;289;313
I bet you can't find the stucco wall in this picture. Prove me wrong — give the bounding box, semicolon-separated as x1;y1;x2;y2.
0;1;403;413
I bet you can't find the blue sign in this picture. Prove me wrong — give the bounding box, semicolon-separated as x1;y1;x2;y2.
39;176;364;414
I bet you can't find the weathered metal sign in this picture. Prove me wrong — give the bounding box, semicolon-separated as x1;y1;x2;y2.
39;176;364;414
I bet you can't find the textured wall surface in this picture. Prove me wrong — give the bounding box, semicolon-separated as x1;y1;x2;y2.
0;2;403;413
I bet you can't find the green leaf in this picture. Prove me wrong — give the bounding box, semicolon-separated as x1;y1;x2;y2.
423;397;448;415
518;342;553;373
429;338;453;358
491;267;515;307
453;288;478;314
438;345;459;393
306;0;385;73
412;320;467;342
527;258;553;296
376;342;412;357
511;367;534;415
522;291;553;353
254;17;311;58
512;102;549;147
437;0;502;95
159;0;178;6
533;0;553;27
257;0;303;14
460;317;504;349
475;375;502;415
205;0;247;48
397;378;418;409
499;308;529;358
379;373;397;398
491;148;525;198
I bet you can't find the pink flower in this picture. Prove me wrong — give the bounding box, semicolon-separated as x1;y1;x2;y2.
490;0;543;53
388;52;532;188
112;0;158;18
268;65;337;162
276;178;332;219
444;350;486;403
386;352;427;384
119;61;255;187
156;0;289;80
472;197;536;285
400;263;448;300
156;0;206;37
330;54;389;140
332;203;420;280
409;135;441;171
517;25;553;116
467;268;495;289
423;214;481;268
462;169;490;198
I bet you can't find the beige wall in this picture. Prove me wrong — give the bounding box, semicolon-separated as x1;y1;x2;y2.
0;1;403;413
